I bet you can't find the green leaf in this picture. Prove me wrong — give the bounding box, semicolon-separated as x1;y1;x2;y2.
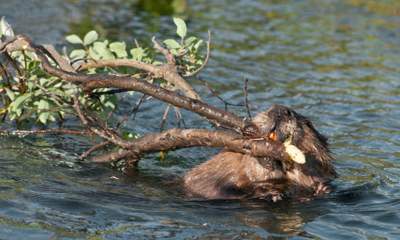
0;18;4;36
48;113;56;122
63;84;78;96
9;93;32;111
90;41;114;60
38;112;49;124
69;49;86;59
194;39;204;50
27;81;35;91
37;99;50;110
0;17;14;38
163;39;181;49
88;47;100;60
66;34;83;45
103;100;115;109
53;81;63;88
173;17;187;39
122;131;138;140
130;47;145;61
109;42;127;58
39;78;48;86
4;88;15;101
83;30;99;46
184;36;197;46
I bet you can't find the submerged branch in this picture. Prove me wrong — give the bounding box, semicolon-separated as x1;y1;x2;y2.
0;128;93;137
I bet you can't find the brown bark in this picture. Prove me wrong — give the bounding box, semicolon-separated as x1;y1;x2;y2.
1;35;276;165
92;128;287;163
79;59;201;100
2;35;259;135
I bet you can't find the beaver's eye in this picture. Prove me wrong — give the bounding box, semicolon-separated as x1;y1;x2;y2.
268;131;277;141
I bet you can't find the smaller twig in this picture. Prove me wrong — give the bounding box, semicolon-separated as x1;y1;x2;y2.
244;78;252;120
22;50;28;73
160;104;171;131
79;141;110;160
0;36;17;52
72;58;90;71
152;36;175;65
73;96;89;125
201;79;244;111
116;93;147;129
35;84;66;107
185;30;211;77
0;61;11;88
42;44;75;72
3;52;23;77
134;39;140;48
105;107;115;129
72;95;133;148
174;106;186;128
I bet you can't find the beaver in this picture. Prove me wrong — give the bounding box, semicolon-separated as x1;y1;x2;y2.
184;104;336;201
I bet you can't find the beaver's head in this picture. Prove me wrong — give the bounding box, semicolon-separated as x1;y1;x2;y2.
253;104;335;178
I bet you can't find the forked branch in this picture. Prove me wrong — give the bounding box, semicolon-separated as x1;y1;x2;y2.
0;34;281;167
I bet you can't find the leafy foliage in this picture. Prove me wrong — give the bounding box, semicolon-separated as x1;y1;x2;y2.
0;17;206;127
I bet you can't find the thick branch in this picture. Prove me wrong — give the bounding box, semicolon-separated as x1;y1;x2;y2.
91;128;287;162
3;36;259;134
2;35;274;167
82;77;256;133
2;35;259;135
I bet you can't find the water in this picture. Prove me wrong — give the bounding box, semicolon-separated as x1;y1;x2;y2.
1;0;400;239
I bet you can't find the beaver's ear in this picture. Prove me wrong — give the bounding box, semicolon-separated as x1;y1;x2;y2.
253;111;274;130
298;117;333;163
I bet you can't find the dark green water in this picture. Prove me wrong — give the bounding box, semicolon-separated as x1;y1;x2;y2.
1;0;400;239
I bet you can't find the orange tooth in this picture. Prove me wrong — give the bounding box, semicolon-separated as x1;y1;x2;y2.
268;132;277;141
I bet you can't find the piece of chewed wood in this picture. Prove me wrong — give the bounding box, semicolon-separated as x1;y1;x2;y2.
284;140;306;164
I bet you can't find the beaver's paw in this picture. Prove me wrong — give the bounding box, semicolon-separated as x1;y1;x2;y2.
314;182;331;196
267;189;283;202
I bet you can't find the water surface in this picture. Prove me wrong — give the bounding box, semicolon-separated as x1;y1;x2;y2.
1;0;400;239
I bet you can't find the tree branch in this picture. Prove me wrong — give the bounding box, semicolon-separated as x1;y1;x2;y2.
77;38;201;100
1;34;281;168
2;35;260;135
90;128;288;162
79;141;110;160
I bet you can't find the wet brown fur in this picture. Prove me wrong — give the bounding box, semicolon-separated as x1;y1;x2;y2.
184;104;336;201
